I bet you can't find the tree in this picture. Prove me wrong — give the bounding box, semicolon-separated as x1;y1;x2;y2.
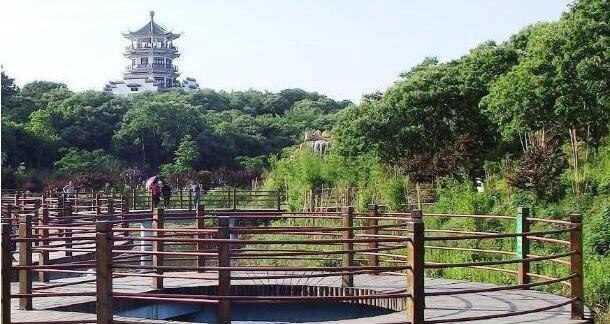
53;91;129;150
1;118;58;168
113;93;203;169
173;134;199;173
335;43;519;178
54;148;122;175
20;81;68;104
483;0;610;150
189;88;230;111
333;102;381;158
507;133;567;200
1;70;19;98
159;134;199;178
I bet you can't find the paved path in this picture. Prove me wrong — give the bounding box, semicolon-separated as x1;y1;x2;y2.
10;271;592;323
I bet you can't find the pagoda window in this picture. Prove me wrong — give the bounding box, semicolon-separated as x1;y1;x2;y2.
166;58;172;67
140;57;148;65
131;59;136;67
140;39;151;48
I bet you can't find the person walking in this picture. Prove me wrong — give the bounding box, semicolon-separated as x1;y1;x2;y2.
161;181;172;209
150;179;161;208
192;182;201;209
63;181;75;199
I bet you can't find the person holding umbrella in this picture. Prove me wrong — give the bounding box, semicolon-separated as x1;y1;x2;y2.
146;176;161;208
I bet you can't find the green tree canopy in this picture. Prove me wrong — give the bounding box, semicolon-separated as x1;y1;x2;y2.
54;148;123;175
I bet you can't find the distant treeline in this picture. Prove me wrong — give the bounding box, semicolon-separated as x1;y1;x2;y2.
1;78;350;189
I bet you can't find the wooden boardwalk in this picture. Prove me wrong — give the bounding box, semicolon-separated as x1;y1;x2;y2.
1;197;591;323
10;272;591;323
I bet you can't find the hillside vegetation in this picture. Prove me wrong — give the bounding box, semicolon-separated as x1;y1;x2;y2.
1;80;349;189
262;0;610;318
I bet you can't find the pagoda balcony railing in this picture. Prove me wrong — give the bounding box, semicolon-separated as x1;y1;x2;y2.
125;44;177;51
126;64;178;72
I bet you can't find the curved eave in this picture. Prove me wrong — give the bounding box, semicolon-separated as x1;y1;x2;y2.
123;70;179;75
122;31;181;40
123;52;180;59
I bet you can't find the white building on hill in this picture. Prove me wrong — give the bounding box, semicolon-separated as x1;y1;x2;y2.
104;11;199;95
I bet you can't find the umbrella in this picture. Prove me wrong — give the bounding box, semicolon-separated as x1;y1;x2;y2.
145;176;158;189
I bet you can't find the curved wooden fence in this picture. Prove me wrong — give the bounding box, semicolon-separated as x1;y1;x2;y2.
0;193;584;324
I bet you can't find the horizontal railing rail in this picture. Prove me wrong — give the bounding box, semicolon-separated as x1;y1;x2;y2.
0;194;584;324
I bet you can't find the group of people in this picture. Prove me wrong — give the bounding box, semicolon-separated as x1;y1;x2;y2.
148;177;202;209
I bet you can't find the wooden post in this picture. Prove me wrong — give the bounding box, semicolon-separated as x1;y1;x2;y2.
131;188;137;210
277;189;282;211
18;212;33;310
342;206;354;287
33;201;41;248
96;221;113;324
227;187;231;209
416;182;422;209
367;204;379;271
39;194;46;244
232;188;237;210
152;208;164;289
95;194;101;219
120;195;129;233
188;189;193;211
217;216;231;324
57;195;65;240
570;213;584;320
406;209;424;324
196;205;206;272
64;201;73;257
149;191;153;211
14;192;21;206
516;207;530;287
107;197;114;221
38;203;50;282
2;223;12;323
180;188;184;209
6;204;14;230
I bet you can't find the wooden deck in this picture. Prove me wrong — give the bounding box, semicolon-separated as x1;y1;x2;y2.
2;199;591;323
9;272;591;323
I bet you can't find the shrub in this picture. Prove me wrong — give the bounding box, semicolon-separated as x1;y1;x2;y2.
431;177;496;215
585;204;610;256
55;148;122;175
584;256;610;317
72;172;115;191
23;180;41;192
507;137;567;201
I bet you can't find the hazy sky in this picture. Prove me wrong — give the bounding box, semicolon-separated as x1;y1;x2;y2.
1;0;571;102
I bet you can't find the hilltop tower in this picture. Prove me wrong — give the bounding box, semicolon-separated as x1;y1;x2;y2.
105;11;199;95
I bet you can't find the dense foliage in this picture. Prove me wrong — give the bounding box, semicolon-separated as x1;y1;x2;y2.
261;0;610;317
334;0;609;181
1;80;350;189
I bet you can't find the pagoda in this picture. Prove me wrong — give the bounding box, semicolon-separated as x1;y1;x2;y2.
105;11;199;95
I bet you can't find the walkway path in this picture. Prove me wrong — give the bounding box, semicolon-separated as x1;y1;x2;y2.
10;272;591;323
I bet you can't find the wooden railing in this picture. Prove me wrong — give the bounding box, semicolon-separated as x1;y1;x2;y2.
0;193;584;324
119;187;283;211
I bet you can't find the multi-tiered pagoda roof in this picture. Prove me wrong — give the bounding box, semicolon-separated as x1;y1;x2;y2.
122;12;180;40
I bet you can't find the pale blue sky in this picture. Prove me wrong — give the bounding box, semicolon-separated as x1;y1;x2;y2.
1;0;571;102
